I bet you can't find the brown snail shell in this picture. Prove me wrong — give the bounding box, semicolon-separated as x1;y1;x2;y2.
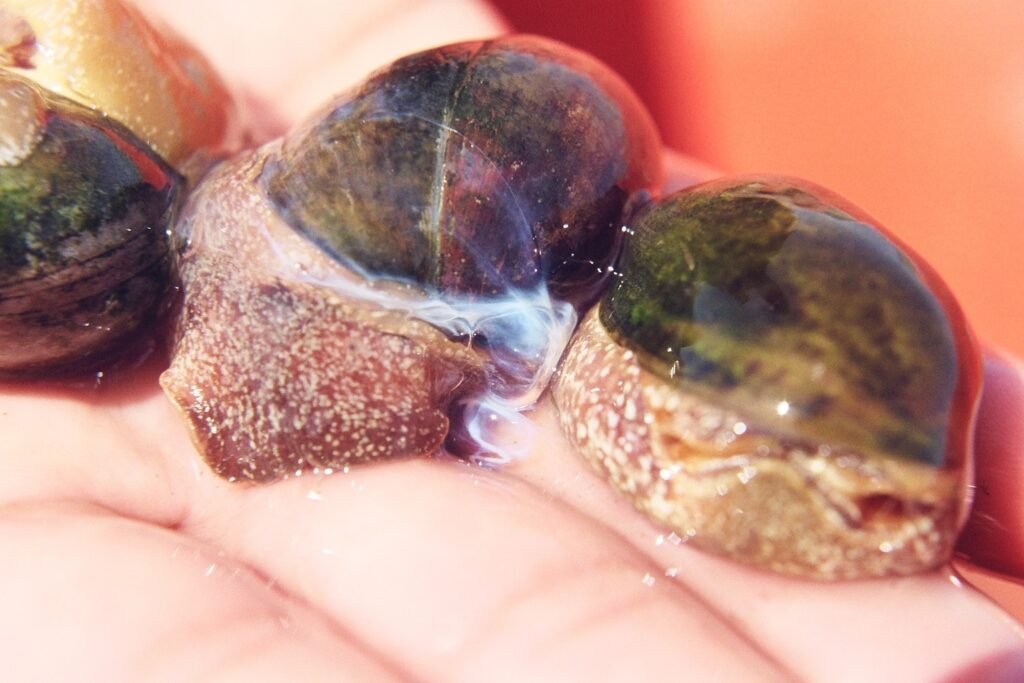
161;36;663;481
2;0;238;171
262;35;662;307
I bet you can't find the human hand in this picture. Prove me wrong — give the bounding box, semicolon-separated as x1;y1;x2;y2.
2;1;1023;681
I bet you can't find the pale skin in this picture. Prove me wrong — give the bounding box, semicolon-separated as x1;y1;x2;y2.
2;1;1024;680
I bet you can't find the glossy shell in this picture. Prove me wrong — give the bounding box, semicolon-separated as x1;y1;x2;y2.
553;176;981;579
0;11;985;582
0;73;180;376
162;36;662;481
0;0;241;377
263;35;662;305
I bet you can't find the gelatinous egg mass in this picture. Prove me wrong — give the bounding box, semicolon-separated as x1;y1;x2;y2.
0;73;180;376
263;35;662;306
554;176;981;579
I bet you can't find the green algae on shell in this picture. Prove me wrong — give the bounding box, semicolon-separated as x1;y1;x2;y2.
0;72;180;376
602;177;962;468
554;176;980;579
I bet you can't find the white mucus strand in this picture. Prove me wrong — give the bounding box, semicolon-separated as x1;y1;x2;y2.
260;220;578;465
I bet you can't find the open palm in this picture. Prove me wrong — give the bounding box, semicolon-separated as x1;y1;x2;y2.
3;2;1023;681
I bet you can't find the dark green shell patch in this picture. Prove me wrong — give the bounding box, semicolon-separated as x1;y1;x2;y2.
0;117;162;278
601;178;958;466
0;78;180;375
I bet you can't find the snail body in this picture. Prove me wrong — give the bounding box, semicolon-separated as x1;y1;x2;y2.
161;156;487;481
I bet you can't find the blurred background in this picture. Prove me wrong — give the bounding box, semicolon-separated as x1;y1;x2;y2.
492;0;1024;359
492;0;1024;618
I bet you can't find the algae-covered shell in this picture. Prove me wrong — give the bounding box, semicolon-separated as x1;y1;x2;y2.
0;0;242;377
0;73;180;376
263;35;662;306
553;176;981;579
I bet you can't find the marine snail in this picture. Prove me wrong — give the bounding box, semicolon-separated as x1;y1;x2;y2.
160;35;663;481
0;0;237;376
552;177;980;579
0;1;982;581
0;72;178;376
263;36;662;306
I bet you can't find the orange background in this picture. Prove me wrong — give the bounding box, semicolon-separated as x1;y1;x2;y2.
493;0;1024;358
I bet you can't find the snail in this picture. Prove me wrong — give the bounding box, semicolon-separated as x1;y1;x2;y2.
0;71;181;376
160;35;663;481
0;0;983;581
0;0;237;376
552;177;980;579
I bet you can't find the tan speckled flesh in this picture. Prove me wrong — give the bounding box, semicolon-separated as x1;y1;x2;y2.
160;152;486;482
553;311;965;580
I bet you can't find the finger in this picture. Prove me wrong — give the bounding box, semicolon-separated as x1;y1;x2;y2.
0;501;403;682
516;403;1024;683
139;0;508;123
183;458;793;682
957;350;1024;578
662;147;720;191
283;0;506;122
0;361;194;523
